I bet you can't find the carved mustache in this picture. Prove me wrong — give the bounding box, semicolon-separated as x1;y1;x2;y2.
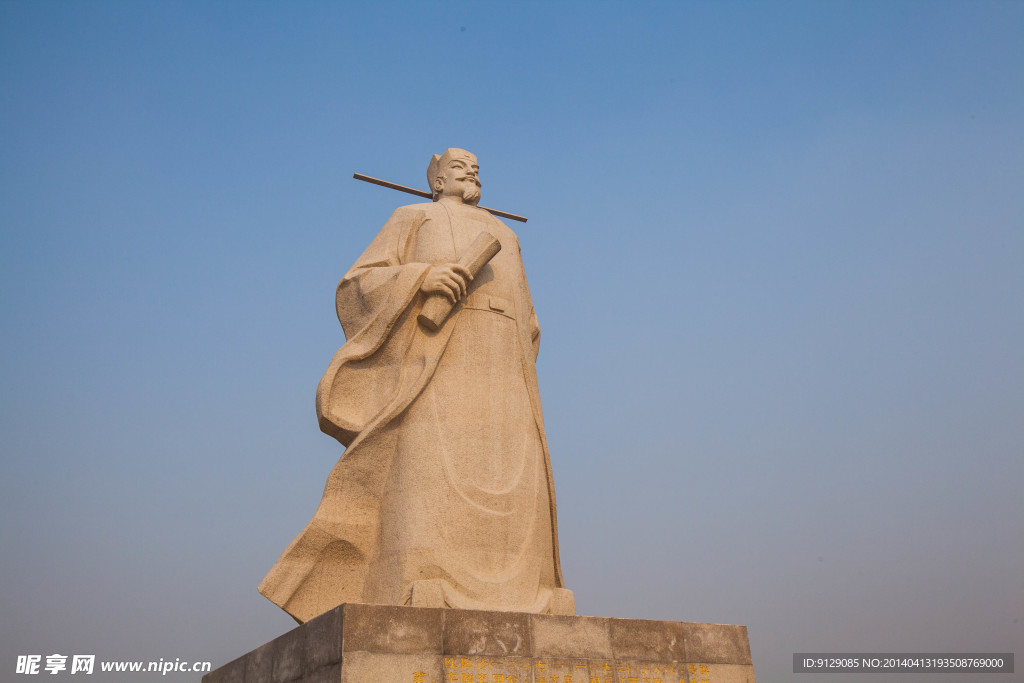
457;176;481;186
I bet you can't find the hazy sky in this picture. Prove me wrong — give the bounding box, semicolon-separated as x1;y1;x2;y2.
2;2;1021;682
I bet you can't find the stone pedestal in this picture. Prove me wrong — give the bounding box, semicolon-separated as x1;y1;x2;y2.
204;604;754;683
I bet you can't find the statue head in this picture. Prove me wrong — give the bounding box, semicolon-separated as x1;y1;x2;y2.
427;148;481;205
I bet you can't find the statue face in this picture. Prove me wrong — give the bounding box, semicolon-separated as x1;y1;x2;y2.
436;154;481;205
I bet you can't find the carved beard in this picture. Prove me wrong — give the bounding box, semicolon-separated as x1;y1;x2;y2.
462;182;481;205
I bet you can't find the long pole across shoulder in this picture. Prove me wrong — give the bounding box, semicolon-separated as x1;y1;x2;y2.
353;173;528;223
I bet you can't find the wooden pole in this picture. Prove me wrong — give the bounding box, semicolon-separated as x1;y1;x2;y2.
353;173;528;223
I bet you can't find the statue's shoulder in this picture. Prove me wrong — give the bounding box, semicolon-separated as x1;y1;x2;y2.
483;212;520;244
391;201;443;219
376;203;443;239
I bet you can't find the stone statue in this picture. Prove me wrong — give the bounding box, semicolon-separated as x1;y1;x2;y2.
259;149;575;623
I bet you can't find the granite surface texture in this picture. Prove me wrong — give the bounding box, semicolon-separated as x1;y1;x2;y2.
204;604;754;683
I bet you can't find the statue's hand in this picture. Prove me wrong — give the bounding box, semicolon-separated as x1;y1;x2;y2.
421;263;472;303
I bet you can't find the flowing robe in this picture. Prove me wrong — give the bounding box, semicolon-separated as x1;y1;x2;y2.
259;200;569;623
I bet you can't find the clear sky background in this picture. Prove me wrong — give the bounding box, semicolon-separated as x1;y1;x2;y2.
2;2;1021;682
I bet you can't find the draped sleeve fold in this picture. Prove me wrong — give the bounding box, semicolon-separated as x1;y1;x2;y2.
315;207;431;446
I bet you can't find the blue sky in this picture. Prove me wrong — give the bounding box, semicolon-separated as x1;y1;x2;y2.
2;2;1022;682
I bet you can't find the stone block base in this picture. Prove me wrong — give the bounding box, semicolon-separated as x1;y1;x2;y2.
204;604;755;683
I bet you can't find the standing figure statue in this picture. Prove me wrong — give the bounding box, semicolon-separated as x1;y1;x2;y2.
259;149;575;623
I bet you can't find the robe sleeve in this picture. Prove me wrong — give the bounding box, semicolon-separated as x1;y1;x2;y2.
316;207;432;446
